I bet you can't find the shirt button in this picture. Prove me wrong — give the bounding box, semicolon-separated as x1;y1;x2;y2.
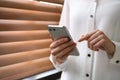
86;73;90;77
87;54;91;57
90;15;94;18
116;60;120;63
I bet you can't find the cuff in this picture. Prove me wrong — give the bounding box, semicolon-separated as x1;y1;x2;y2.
110;41;120;65
49;54;68;71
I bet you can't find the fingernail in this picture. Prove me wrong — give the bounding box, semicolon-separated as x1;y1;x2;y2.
64;38;68;41
73;43;76;46
78;38;82;42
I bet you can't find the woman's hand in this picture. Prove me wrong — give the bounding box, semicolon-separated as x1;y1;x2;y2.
78;30;115;57
50;38;76;64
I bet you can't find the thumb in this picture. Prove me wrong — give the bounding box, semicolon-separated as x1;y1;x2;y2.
78;35;89;42
78;30;99;42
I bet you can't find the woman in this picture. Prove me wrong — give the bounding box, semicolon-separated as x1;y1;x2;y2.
50;0;120;80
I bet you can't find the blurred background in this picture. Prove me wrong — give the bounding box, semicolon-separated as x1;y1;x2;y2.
0;0;63;80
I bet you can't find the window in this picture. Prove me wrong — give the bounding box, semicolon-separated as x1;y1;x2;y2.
0;0;63;80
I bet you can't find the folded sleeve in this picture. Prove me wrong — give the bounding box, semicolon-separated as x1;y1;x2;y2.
49;0;70;71
49;54;69;71
110;41;120;66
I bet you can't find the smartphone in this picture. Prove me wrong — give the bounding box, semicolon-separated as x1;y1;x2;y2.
48;25;79;56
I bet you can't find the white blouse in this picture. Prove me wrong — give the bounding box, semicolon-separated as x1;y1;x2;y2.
50;0;120;80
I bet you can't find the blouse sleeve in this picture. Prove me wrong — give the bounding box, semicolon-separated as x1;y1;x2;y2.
59;0;70;29
110;41;120;66
49;0;70;71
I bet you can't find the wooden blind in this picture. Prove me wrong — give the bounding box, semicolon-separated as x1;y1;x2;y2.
0;0;63;80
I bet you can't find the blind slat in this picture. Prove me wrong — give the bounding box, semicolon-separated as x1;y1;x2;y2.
39;0;64;4
0;7;60;21
0;57;54;80
4;65;53;80
0;48;50;66
0;0;62;13
0;20;58;31
0;30;50;43
0;39;52;55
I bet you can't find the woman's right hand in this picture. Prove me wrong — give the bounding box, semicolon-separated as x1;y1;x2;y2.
50;37;76;64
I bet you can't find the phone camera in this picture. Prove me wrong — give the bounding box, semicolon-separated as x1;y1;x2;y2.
53;29;56;31
49;29;52;31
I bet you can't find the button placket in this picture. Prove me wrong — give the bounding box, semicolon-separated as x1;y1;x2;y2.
85;1;97;80
88;1;97;32
85;50;94;80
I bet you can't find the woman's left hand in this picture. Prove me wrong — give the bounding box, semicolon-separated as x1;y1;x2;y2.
78;30;115;57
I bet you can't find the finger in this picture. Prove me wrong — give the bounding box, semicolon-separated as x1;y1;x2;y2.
56;43;76;59
78;29;99;42
88;34;104;50
93;39;105;51
61;46;76;60
51;40;75;55
54;43;76;64
50;38;69;49
88;30;104;42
